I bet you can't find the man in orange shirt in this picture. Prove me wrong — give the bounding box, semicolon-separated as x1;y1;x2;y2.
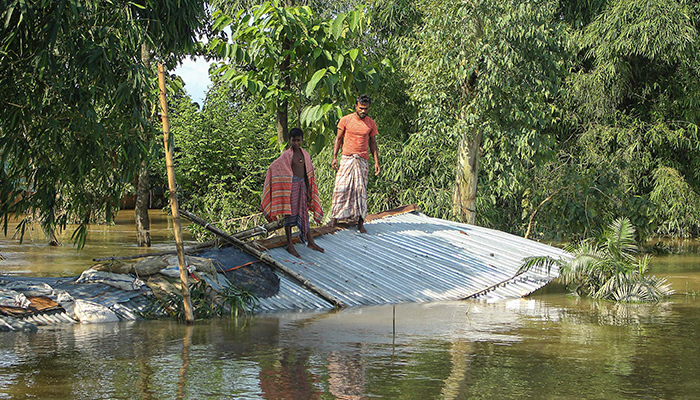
329;95;380;233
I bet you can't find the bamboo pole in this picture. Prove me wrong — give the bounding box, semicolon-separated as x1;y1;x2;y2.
158;63;194;324
230;218;285;240
179;209;346;309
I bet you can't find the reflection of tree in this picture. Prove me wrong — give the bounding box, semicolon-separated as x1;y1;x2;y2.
440;340;472;400
328;350;366;399
131;324;170;400
177;325;193;400
259;348;321;400
561;300;673;327
137;354;157;400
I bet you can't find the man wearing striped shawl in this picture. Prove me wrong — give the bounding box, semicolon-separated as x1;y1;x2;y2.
262;128;324;258
330;95;381;233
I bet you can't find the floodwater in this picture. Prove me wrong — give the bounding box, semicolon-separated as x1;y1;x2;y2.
2;212;700;399
0;210;198;277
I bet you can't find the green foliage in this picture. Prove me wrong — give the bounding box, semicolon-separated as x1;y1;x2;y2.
218;284;260;318
0;0;205;247
141;279;258;321
520;218;675;303
524;0;700;240
650;166;700;237
208;0;382;149
525;122;658;241
367;0;569;227
168;78;278;237
369;133;457;220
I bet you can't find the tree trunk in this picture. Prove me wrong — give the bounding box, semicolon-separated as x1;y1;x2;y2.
135;42;152;247
275;0;294;145
453;130;481;224
276;37;291;145
135;162;151;246
276;102;288;144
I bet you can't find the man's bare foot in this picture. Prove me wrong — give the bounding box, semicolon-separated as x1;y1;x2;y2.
358;222;367;233
308;243;325;253
286;245;301;258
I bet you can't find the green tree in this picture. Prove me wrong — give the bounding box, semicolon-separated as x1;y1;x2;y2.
168;77;279;237
0;0;205;247
527;0;700;240
395;0;568;225
132;1;207;247
209;0;380;151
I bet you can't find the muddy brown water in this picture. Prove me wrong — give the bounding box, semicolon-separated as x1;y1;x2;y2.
2;212;700;399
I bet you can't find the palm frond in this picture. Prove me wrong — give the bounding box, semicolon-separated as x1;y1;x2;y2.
604;218;638;262
516;255;564;276
603;273;674;303
561;248;606;285
533;217;674;303
637;254;651;275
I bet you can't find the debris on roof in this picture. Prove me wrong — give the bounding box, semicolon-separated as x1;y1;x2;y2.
0;205;569;330
252;207;566;311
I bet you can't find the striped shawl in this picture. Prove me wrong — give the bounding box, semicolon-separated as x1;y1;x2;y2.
261;147;323;224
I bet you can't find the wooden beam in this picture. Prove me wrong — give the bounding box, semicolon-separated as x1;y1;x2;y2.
253;204;420;250
179;209;346;309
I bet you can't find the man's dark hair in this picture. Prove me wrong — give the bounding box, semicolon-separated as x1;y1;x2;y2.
289;127;304;138
356;94;371;105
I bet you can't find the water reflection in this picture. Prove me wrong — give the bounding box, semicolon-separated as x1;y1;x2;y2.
2;212;700;399
2;297;699;399
177;325;193;400
328;350;366;399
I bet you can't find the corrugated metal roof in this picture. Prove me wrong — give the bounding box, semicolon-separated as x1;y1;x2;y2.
255;211;567;311
0;209;569;325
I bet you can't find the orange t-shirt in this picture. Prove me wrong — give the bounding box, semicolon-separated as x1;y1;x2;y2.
338;113;378;160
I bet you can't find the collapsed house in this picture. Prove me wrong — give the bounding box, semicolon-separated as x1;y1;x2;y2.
1;206;568;332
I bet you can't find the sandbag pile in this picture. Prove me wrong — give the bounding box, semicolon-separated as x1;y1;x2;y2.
82;255;221;298
0;255;226;331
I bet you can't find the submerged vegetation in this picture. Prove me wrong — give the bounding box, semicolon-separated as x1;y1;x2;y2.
141;280;259;322
519;218;674;303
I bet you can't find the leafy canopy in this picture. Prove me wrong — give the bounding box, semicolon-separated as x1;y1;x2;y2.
209;0;382;152
0;0;205;247
528;0;700;239
379;0;568;224
167;78;278;238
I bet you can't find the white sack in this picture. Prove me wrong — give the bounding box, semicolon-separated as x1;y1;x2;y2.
72;299;120;324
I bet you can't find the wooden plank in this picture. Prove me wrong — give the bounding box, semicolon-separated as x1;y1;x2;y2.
179;209;346;309
0;296;62;318
365;204;418;223
253;204;420;250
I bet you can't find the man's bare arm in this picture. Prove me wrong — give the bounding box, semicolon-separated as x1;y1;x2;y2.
370;135;380;176
331;127;344;170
